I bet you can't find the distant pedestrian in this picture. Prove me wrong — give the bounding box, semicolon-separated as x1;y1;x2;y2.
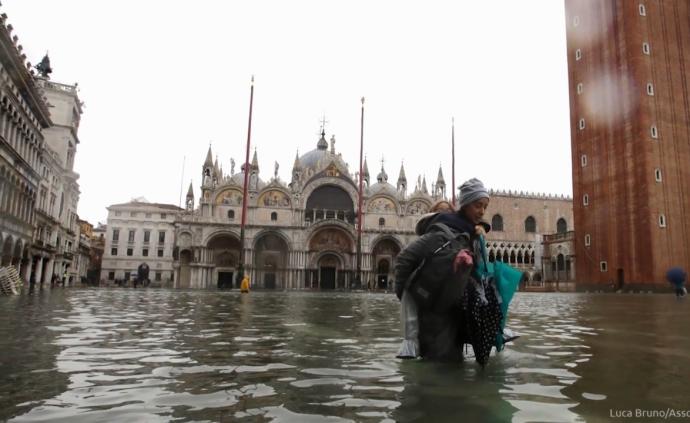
666;267;687;299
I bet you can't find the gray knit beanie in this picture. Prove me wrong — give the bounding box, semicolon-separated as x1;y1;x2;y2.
459;178;489;209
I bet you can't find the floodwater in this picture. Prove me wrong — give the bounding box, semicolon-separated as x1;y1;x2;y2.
0;290;688;423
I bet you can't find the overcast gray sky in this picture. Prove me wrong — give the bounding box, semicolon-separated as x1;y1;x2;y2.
3;0;572;225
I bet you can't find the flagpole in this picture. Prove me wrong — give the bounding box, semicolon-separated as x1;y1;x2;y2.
356;97;365;290
451;117;456;206
237;76;254;288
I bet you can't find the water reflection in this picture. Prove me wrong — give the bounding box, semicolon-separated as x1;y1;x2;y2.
0;290;688;422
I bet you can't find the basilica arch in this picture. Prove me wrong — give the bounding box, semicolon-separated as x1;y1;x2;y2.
307;227;355;290
370;235;403;290
206;232;241;289
304;183;356;224
177;231;193;288
253;230;290;289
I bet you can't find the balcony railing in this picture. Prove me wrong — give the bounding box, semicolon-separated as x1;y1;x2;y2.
304;209;355;225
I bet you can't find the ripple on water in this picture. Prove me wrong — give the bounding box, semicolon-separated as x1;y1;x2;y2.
235;405;356;422
7;290;686;423
290;378;356;388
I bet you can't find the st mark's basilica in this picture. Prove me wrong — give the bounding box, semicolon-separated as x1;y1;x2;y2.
171;129;574;291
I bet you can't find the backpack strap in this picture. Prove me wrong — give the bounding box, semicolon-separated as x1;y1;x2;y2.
429;223;469;253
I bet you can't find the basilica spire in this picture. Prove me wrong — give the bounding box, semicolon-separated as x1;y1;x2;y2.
317;128;328;150
435;164;446;199
376;156;388;183
187;180;194;198
202;144;214;187
185;180;195;211
292;150;302;170
204;144;213;168
397;162;407;194
251;148;259;171
363;156;370;186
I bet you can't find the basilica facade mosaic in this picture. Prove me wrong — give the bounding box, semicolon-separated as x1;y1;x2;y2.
173;130;573;290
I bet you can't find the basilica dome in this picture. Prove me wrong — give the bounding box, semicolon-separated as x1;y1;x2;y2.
298;131;350;176
367;166;398;198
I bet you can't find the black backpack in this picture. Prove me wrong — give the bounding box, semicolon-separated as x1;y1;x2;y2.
405;223;472;311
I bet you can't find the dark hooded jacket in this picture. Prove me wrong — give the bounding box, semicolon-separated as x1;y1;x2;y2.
394;211;490;360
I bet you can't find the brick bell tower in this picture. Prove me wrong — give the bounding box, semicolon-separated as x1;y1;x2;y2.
564;0;690;289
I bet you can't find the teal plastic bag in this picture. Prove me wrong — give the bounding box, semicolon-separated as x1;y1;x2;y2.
475;236;522;351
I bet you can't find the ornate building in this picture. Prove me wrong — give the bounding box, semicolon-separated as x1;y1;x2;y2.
171;130;573;290
0;8;86;288
0;14;51;278
565;1;690;289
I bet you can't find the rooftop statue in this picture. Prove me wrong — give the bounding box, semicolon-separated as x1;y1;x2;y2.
35;53;52;78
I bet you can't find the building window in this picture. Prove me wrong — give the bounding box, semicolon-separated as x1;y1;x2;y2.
639;4;646;16
581;154;587;167
600;261;608;272
642;42;650;55
659;214;666;228
557;218;568;233
111;248;117;256
143;248;149;257
646;83;654;96
573;15;580;27
575;49;582;61
128;230;135;243
583;194;589;206
228;210;235;219
271;212;278;221
158;249;164;257
576;83;583;94
112;229;119;242
127;248;133;256
144;230;150;243
115;211;121;216
578;118;585;130
161;213;167;219
585;234;591;246
378;217;385;227
108;271;115;280
654;168;662;182
145;213;152;218
130;212;138;217
491;214;504;231
155;272;162;281
158;231;165;243
524;216;536;233
650;125;658;139
124;271;130;281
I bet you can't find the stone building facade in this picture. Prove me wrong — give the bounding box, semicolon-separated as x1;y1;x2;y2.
171;131;573;290
31;77;83;286
0;8;87;288
100;200;182;285
486;191;575;291
0;14;51;279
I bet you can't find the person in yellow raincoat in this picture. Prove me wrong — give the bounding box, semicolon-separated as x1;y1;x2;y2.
240;275;250;293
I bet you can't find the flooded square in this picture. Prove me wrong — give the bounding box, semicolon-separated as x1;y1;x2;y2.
1;290;688;422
